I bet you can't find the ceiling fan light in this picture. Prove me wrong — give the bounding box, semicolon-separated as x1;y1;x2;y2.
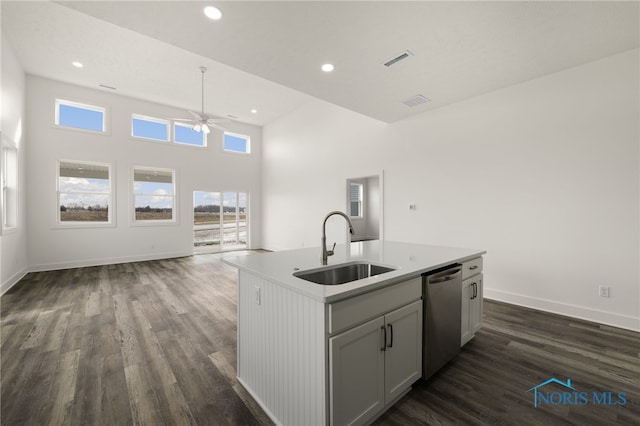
193;124;202;132
202;124;211;134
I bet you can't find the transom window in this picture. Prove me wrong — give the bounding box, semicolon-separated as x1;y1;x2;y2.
132;114;169;141
223;132;250;154
133;167;175;222
58;160;112;224
174;122;206;147
55;99;106;133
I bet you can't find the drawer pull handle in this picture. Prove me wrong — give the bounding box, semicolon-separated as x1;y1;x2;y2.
469;265;479;270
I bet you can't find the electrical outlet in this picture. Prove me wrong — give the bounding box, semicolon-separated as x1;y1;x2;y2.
598;285;610;298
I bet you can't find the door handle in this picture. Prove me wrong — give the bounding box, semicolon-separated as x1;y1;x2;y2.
387;324;393;348
380;326;386;351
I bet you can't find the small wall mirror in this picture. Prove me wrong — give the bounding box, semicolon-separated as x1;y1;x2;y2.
346;173;383;241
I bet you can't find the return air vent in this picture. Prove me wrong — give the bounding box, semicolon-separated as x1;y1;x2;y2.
383;50;413;67
402;94;431;108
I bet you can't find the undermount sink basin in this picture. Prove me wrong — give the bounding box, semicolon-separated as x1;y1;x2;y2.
293;262;396;285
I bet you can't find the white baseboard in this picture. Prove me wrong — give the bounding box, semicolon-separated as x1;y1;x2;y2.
1;267;28;296
484;287;640;332
27;250;192;273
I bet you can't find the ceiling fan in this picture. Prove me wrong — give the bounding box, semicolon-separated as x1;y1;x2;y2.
172;66;228;134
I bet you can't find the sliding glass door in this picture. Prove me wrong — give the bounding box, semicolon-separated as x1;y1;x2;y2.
193;191;248;253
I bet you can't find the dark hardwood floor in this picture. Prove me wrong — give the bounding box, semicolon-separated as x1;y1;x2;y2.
1;254;638;425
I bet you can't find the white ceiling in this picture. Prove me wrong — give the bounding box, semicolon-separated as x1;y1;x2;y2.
3;1;639;126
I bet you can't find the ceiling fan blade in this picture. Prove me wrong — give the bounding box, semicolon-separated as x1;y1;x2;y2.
187;110;203;120
205;121;227;131
206;117;229;125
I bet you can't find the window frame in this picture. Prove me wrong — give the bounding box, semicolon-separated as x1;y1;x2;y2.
173;122;207;148
131;114;170;142
1;134;18;234
56;159;114;228
54;98;107;134
131;166;177;225
223;132;251;154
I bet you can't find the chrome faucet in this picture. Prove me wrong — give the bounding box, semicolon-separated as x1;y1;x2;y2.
321;211;354;265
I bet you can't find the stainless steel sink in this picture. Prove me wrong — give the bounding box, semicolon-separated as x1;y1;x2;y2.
293;262;396;285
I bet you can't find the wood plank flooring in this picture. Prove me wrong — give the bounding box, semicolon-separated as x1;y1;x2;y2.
1;253;639;425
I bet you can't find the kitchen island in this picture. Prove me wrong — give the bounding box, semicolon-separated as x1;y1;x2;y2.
223;240;485;426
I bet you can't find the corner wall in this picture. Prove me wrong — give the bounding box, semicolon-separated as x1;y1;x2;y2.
1;32;28;294
26;76;262;271
262;49;640;331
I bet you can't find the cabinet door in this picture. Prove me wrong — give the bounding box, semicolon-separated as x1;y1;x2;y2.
384;300;423;402
461;278;473;346
470;275;483;334
330;316;385;426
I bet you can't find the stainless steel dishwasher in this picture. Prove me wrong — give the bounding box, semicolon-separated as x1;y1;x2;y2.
422;264;462;379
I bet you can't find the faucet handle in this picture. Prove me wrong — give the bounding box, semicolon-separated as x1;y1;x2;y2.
328;242;336;256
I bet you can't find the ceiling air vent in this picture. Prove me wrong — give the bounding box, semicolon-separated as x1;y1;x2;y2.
402;94;431;108
383;50;413;67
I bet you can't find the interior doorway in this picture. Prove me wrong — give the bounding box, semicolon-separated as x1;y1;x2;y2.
346;174;383;241
193;191;248;254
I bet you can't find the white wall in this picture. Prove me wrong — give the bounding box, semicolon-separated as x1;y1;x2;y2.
262;49;640;331
1;32;28;294
26;76;262;271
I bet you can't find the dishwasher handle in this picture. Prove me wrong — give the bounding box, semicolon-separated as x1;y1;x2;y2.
427;267;462;284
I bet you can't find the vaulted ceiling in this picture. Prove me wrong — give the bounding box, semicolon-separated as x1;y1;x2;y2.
3;1;639;126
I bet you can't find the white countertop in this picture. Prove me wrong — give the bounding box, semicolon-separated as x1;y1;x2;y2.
222;240;485;303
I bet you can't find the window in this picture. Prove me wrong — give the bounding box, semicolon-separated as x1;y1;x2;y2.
174;122;206;147
1;136;18;232
132;115;169;141
133;167;175;222
223;132;250;154
55;99;106;132
349;183;363;218
58;161;112;224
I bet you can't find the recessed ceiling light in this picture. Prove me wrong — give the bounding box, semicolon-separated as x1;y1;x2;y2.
72;61;83;68
321;63;334;72
251;109;257;114
204;5;222;20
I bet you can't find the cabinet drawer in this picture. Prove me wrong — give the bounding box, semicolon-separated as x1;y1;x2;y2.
328;278;422;335
462;257;483;280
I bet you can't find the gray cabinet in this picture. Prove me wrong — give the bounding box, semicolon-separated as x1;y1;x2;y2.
329;279;422;426
461;258;483;346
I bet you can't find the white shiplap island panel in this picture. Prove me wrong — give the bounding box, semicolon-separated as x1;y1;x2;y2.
225;240;486;425
237;270;327;425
